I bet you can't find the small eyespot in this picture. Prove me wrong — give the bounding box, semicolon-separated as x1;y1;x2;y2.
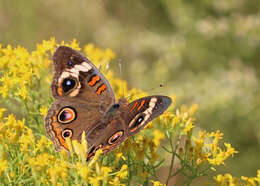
62;129;73;139
130;115;144;130
137;116;144;123
58;107;77;124
68;61;73;66
62;78;76;93
108;131;124;145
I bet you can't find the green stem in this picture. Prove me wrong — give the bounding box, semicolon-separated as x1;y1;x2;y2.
166;133;177;185
127;153;131;186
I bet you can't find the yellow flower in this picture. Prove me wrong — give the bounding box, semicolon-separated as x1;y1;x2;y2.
15;85;28;100
0;108;6;119
241;170;260;185
29;153;55;173
151;180;166;186
241;176;257;185
159;111;174;127
0;158;8;177
65;137;74;155
0;114;25;144
117;164;128;179
36;136;52;153
83;44;115;67
100;166;113;181
35;37;56;55
224;143;238;157
19;128;35;153
47;161;68;184
153;130;165;147
89;176;101;186
0;84;8;98
183;118;194;134
109;176;125;186
115;152;126;161
192;131;206;154
40;106;48;117
68;38;81;51
70;133;88;162
256;170;260;184
207;143;237;166
214;173;237;186
76;162;90;180
89;149;103;167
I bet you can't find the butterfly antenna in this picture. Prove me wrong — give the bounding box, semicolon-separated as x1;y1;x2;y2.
144;83;166;93
124;82;167;101
144;81;168;95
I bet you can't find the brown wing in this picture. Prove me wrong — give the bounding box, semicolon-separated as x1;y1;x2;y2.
86;96;172;160
86;117;129;160
45;99;104;151
124;95;172;136
51;46;115;110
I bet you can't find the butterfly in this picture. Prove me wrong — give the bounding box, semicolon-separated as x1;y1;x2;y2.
45;46;172;160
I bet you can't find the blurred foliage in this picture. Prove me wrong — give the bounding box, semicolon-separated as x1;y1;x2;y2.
0;0;259;178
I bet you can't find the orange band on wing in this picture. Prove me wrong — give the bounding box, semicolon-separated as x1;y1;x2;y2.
130;127;138;133
88;75;100;86
137;100;146;110
96;84;106;95
102;143;118;152
57;82;63;96
130;102;138;112
52;115;68;150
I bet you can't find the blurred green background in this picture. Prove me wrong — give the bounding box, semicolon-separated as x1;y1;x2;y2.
1;0;259;178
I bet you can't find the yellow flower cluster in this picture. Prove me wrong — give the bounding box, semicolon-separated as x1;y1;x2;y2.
0;38;255;185
0;41;52;100
192;130;238;166
214;170;260;185
0;112;128;185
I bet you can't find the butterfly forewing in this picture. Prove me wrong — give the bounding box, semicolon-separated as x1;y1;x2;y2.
125;96;172;136
51;46;115;110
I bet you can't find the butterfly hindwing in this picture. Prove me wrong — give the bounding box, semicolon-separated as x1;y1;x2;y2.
85;96;172;159
45;99;104;151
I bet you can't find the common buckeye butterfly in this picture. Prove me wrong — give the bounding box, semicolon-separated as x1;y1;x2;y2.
45;46;171;160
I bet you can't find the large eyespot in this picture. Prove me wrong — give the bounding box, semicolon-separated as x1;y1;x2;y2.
108;131;124;145
62;78;76;93
129;114;145;130
62;129;73;139
57;107;77;124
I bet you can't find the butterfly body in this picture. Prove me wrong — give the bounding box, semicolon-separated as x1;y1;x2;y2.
45;46;171;159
